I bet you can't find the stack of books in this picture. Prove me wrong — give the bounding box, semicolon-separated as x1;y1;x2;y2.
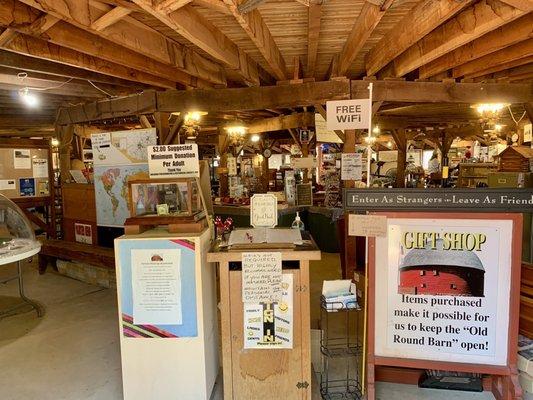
518;335;533;398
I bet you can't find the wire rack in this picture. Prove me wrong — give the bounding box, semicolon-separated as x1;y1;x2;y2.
319;296;363;400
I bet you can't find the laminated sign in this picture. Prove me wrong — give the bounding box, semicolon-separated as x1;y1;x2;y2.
147;144;200;178
373;217;514;366
326;99;370;130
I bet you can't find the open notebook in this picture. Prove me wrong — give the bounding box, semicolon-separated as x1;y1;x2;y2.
228;228;303;247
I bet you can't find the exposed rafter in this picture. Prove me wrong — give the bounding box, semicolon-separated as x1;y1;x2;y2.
498;0;533;11
365;0;475;76
130;1;260;85
4;33;176;88
306;1;322;78
419;13;533;79
475;63;533;83
337;1;392;77
13;0;226;86
222;0;287;81
385;0;528;78
90;6;132;31
0;49;152;89
454;39;533;79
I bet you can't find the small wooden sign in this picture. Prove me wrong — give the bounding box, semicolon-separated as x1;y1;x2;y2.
296;183;313;206
250;194;278;228
348;214;387;237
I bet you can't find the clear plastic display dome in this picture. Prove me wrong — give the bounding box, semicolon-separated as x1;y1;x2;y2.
0;194;40;263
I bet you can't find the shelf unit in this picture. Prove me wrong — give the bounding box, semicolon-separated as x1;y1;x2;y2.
319;297;363;400
457;163;497;188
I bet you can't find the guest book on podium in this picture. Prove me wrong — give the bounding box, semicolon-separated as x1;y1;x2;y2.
227;228;303;249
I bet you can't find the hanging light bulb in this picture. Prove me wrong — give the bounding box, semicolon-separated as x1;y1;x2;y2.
372;125;380;134
19;87;39;107
250;134;260;143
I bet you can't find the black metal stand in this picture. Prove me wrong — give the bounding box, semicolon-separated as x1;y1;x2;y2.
319;296;362;400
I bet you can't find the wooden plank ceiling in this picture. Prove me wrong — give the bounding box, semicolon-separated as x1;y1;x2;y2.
0;0;531;135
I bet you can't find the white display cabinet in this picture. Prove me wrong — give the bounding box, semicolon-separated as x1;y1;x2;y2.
114;227;218;400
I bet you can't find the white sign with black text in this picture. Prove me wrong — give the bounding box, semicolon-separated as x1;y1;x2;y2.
326;99;370;130
250;194;278;227
341;153;363;181
374;217;513;365
147;144;200;178
242;252;282;303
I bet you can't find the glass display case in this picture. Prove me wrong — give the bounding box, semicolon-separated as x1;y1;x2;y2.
128;178;202;218
0;194;40;262
124;178;207;235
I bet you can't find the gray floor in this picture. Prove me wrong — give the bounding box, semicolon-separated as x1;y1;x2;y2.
0;260;495;400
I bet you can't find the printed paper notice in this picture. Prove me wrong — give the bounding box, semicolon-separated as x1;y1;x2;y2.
13;149;31;169
244;274;293;349
131;248;182;325
348;214;387;237
242;252;282;303
341;153;362;181
147;144;200;178
32;158;48;178
0;179;15;190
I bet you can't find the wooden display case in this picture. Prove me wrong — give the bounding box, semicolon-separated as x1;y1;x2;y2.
125;178;205;234
457;163;497;188
208;237;321;399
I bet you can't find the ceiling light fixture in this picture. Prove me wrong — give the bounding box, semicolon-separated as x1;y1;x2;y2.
250;134;260;143
19;87;39;107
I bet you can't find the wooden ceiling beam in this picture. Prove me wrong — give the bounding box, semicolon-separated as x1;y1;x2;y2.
337;1;391;77
474;63;533;83
420;13;533;79
223;0;288;81
247;112;315;134
13;0;226;86
0;28;16;46
306;1;322;78
0;7;210;88
156;0;193;13
3;33;177;89
498;0;533;11
387;0;528;78
0;49;152;89
351;80;533;103
55;80;533;126
57;80;351;125
90;6;131;31
193;0;232;15
0;72;110;98
454;39;533;78
130;1;260;85
365;0;475;76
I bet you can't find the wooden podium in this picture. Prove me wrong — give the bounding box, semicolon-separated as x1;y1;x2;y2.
208;235;321;400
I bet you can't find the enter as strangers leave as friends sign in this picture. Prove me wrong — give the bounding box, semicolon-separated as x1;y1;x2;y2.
326;99;370;130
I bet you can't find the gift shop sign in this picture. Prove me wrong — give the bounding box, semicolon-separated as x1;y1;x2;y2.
373;216;514;365
326;99;370;130
148;144;199;178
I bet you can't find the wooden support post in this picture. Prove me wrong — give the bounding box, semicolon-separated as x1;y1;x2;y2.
47;137;57;238
343;129;357;280
524;102;533;123
164;117;184;145
261;153;269;192
391;128;407;188
218;132;229;197
58;125;74;184
139;115;152;128
302;141;310;184
154;112;170;145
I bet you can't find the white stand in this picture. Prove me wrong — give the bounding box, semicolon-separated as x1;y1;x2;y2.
115;228;218;400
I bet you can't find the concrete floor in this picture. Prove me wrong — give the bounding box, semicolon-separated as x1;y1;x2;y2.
0;255;495;400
